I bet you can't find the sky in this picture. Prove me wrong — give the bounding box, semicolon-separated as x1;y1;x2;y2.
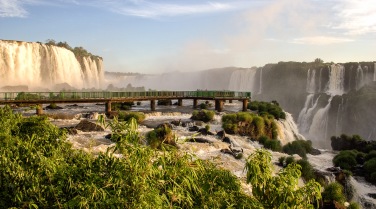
1;0;376;74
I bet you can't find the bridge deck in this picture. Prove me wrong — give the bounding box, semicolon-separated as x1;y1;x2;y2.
0;91;251;113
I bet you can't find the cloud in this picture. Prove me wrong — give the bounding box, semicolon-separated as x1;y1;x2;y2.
291;36;354;45
110;1;235;18
0;0;28;17
331;0;376;35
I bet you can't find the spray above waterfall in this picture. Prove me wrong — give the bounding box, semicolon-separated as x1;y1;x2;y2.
0;40;104;90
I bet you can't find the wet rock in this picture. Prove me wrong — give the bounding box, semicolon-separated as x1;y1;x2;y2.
216;130;226;139
45;104;63;109
197;128;215;135
220;145;243;159
61;127;78;135
189;126;200;132
310;148;321;155
186;138;212;143
222;137;232;144
170;120;181;126
75;120;105;132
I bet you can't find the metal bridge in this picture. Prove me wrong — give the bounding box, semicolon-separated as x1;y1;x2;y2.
0;91;251;114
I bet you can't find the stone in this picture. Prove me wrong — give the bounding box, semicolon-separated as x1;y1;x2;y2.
75;120;105;132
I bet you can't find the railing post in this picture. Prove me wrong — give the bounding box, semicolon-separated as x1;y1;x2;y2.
150;100;156;111
215;100;224;112
193;99;198;109
105;101;112;113
242;99;249;112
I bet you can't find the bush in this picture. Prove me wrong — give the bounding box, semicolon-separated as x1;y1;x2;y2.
364;158;376;183
282;140;312;159
333;150;358;171
191;110;215;122
247;101;286;120
112;102;134;110
118;111;146;123
296;159;315;181
262;137;282;152
322;182;346;204
146;123;176;149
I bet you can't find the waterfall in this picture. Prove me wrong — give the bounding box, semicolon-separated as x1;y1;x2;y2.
355;64;365;90
0;40;103;90
258;67;263;94
308;97;332;149
297;94;321;134
318;68;323;93
306;69;316;93
228;68;257;91
326;64;345;95
277;112;305;145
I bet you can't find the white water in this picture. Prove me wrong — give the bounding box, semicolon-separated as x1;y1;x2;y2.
258;67;263;94
318;68;323;93
0;40;103;90
326;64;345;96
228;68;257;92
306;69;316;93
308;97;332;149
276;112;305;145
297;94;321;134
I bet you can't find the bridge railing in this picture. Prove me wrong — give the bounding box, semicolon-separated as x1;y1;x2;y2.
0;91;251;101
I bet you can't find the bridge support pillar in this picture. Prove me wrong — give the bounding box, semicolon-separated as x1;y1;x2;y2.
215;100;224;112
193;99;198;109
242;99;249;112
178;99;183;106
229;99;233;103
36;104;43;115
150;100;156;111
105;102;112;113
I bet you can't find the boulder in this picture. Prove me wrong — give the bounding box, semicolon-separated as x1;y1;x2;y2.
186;138;212;143
75;120;105;132
222;137;232;144
189;126;200;132
216;130;226;139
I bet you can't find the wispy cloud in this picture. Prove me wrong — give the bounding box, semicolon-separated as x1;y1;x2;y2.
0;0;27;17
107;1;236;18
331;0;376;35
291;36;354;45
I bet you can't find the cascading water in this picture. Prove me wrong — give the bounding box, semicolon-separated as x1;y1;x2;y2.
276;112;305;145
0;40;103;90
335;98;345;136
228;68;257;91
258;67;263;94
306;69;316;93
326;64;345;96
318;68;323;93
308;97;332;149
356;65;365;91
297;94;321;134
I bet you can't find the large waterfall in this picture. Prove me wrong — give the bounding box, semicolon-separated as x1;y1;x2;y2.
0;40;104;90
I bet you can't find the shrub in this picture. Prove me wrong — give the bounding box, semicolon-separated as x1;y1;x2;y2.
118;111;146;123
364;158;376;183
296;159;315;181
112;102;134;110
322;182;346;204
146;123;176;149
191;110;215;122
333;150;358;171
247;100;286;120
282;140;312;159
262;137;282;152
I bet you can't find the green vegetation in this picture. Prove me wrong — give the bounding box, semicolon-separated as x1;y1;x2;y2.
282;140;313;159
118;111;145;123
191;109;215;122
278;156;315;182
331;134;376;153
15;92;40;100
0;105;327;208
248;100;286;120
45;39;101;60
245;149;321;208
222;112;279;141
259;135;282;151
112;102;134;111
332;134;376;184
146;123;177;149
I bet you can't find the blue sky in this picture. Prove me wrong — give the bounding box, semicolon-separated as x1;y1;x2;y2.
1;0;376;73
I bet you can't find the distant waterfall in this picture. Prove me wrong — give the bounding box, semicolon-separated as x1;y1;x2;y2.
306;69;316;93
228;68;257;91
308;97;333;149
318;68;323;92
326;64;345;95
355;65;365;90
297;94;321;134
258;67;263;94
0;40;103;90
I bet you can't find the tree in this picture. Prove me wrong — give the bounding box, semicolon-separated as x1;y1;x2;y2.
314;58;324;63
245;149;322;208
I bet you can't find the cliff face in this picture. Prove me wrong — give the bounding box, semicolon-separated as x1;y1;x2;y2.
107;61;376;148
0;40;104;90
